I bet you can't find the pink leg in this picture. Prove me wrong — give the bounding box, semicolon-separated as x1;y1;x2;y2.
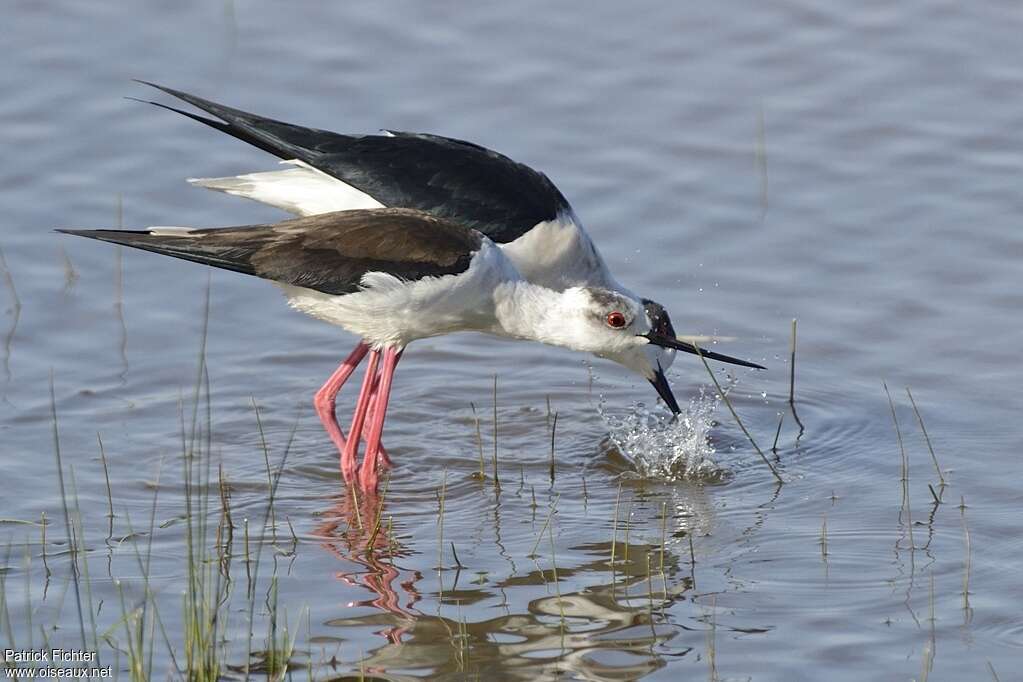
366;375;394;469
342;350;380;483
327;368;390;470
359;347;402;491
314;343;370;458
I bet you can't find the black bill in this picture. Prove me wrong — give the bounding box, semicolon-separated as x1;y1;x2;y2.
643;334;766;370
649;363;682;415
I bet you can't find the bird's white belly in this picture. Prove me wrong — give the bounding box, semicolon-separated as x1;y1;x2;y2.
278;240;514;348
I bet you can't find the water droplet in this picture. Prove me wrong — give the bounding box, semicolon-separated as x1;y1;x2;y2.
596;385;729;483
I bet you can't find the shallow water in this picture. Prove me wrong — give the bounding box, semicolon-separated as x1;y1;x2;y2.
2;1;1022;679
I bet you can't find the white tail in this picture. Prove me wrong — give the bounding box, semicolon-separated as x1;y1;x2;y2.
188;159;384;216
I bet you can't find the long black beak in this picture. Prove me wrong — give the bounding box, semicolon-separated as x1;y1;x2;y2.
643;334;767;370
649;362;682;415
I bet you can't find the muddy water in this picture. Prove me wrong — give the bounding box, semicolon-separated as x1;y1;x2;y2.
2;2;1021;679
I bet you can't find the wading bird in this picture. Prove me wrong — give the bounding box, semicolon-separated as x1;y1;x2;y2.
61;83;763;491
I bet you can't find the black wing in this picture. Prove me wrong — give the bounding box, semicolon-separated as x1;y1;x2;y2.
59;208;483;296
135;82;573;243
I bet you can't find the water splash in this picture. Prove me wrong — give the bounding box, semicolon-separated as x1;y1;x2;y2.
597;384;733;483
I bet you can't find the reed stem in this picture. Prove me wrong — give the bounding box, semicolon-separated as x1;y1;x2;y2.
692;341;783;483
788;319;805;437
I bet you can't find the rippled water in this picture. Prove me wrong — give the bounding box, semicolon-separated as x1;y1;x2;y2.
2;2;1022;680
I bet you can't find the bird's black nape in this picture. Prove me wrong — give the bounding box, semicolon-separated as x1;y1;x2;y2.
643;334;766;370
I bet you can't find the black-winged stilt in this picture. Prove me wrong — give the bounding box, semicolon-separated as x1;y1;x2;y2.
61;83;763;491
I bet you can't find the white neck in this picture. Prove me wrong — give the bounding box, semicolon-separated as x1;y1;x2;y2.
491;282;592;350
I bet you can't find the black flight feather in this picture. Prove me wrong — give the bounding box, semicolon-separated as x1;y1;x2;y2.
134;81;573;243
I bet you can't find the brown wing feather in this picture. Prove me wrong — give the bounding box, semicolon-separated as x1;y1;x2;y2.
60;208;484;295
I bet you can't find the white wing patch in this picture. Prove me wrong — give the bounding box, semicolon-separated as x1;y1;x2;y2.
188;159;384;217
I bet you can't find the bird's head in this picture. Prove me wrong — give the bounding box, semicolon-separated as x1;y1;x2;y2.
560;288;764;415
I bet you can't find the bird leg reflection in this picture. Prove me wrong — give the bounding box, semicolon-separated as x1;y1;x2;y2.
315;487;422;644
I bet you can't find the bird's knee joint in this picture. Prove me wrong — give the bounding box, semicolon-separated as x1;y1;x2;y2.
313;392;335;411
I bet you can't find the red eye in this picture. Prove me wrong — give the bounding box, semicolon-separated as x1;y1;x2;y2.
606;311;627;328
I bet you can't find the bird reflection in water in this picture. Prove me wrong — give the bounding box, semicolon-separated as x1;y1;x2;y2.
313;483;423;645
313;503;692;681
